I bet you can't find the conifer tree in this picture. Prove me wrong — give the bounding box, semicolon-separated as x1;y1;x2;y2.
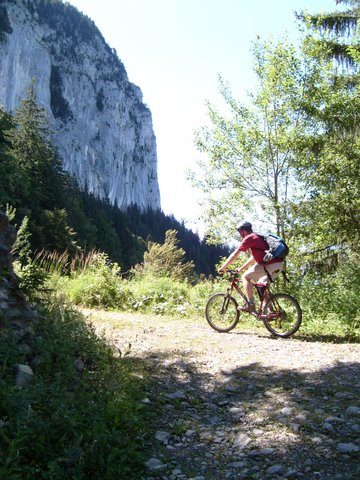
5;80;76;251
6;79;66;213
139;229;195;281
297;0;360;67
293;0;360;248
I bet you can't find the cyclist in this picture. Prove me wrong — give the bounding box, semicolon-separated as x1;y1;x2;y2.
218;221;283;312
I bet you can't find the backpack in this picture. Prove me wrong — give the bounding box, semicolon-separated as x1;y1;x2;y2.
258;233;289;262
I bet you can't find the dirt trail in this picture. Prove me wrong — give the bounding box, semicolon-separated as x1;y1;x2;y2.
83;310;360;480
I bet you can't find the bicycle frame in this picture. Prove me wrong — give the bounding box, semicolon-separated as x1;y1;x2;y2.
225;270;275;320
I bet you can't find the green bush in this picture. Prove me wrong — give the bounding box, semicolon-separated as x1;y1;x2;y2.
293;254;360;338
129;274;191;315
0;300;151;479
46;252;133;309
189;277;219;314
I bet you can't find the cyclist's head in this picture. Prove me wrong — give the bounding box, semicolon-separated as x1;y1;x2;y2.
236;221;253;236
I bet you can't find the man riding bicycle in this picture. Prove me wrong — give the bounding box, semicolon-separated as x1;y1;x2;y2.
218;221;283;312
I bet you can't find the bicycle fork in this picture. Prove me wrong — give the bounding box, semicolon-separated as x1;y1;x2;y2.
220;288;232;314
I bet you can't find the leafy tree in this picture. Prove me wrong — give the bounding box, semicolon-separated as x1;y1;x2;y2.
136;229;195;281
192;38;311;244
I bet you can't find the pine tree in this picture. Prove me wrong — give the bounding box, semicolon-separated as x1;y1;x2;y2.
6;79;66;213
5;79;76;251
139;229;195;281
293;0;360;248
296;0;360;68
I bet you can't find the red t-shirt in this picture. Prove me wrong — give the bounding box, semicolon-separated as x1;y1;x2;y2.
236;233;280;265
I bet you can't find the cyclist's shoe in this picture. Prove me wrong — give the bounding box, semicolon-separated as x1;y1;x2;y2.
238;302;256;313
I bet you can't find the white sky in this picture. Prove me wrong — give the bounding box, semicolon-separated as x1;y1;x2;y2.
65;0;339;233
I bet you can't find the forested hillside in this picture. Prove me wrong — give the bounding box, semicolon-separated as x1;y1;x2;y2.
0;82;229;276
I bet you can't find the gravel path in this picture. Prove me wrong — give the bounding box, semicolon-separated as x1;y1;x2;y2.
83;310;360;480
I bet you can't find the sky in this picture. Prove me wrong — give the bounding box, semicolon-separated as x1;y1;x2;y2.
65;0;340;233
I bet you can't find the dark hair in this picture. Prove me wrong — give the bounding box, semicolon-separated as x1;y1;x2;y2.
236;221;252;232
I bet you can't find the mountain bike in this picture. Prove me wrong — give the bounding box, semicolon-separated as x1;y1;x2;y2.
205;269;302;338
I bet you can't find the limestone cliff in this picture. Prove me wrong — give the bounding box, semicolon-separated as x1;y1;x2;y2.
0;0;161;210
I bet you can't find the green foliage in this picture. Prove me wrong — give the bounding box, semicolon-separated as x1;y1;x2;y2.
40;208;78;253
192;37;309;243
292;253;360;338
0;300;151;479
130;275;192;316
1;85;228;276
41;247;214;317
290;1;360;250
136;229;195;281
2;80;76;254
296;0;360;67
10;212;49;296
14;261;48;297
47;252;131;309
11;215;32;267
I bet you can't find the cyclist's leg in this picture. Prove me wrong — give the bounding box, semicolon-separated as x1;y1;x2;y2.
241;264;266;310
258;261;284;284
258;262;283;304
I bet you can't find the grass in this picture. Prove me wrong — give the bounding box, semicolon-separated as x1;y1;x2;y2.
3;248;358;479
46;265;360;342
0;297;154;480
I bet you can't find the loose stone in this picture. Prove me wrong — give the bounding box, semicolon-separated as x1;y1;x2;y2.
266;464;284;475
145;457;166;470
336;442;360;453
345;406;360;416
155;431;171;444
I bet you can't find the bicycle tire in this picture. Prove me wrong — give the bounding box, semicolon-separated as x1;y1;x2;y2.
205;293;240;333
262;293;302;338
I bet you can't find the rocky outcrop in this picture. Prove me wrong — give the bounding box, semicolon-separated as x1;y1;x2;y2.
0;210;37;331
0;0;161;211
0;210;38;389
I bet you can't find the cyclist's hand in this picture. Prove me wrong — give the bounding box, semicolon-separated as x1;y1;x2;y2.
218;268;226;275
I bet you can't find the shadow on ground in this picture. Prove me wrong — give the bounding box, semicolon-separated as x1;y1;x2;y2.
130;349;360;480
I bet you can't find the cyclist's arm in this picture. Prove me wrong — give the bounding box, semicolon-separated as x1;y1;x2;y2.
218;249;242;274
238;255;255;272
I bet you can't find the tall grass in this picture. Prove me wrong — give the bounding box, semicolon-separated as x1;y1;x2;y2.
35;249;360;340
34;248;101;275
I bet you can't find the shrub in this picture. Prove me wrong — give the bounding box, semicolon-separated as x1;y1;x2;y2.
134;229;195;281
129;274;192;315
0;300;151;479
293;253;360;338
46;252;133;309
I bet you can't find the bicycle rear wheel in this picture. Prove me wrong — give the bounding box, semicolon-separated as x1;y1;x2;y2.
205;293;239;332
263;293;302;338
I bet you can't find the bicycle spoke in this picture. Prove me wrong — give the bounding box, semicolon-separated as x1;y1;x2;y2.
263;293;302;338
205;293;239;333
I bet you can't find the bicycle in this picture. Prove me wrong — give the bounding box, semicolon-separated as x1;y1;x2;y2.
205;269;302;338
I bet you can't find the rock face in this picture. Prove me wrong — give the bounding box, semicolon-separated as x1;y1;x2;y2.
0;0;161;211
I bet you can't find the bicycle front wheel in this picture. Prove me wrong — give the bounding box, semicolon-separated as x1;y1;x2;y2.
205;293;239;333
263;293;302;338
